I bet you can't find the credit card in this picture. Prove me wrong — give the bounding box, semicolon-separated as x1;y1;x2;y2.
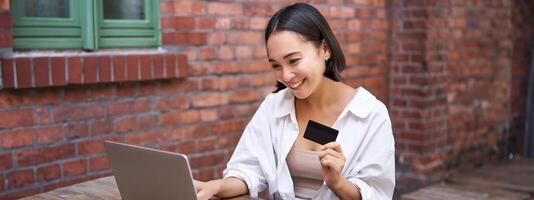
303;120;339;145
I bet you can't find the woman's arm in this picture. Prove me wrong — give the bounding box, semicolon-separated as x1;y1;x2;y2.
319;142;362;200
194;177;249;200
330;178;362;200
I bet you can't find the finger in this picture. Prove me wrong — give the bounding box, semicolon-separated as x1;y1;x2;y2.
319;148;342;160
320;155;336;168
322;142;342;153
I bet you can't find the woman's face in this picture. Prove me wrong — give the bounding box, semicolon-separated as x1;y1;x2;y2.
266;31;330;99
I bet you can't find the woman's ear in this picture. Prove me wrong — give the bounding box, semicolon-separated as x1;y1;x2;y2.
321;40;331;61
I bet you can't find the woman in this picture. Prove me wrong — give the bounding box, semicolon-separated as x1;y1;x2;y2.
194;3;395;200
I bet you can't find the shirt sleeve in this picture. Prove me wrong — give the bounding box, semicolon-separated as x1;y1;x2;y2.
222;95;273;197
346;101;396;200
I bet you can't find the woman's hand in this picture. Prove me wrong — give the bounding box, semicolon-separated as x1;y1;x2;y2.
319;142;346;190
194;179;222;200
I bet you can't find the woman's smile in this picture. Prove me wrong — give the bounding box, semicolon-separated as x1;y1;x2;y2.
289;79;305;89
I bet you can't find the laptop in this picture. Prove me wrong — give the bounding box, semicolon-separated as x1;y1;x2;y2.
104;141;198;200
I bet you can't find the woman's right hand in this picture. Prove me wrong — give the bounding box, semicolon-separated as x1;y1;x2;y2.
194;179;222;200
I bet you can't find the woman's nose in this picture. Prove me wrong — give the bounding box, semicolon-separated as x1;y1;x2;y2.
282;68;295;83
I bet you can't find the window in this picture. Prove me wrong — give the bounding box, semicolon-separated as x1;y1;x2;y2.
11;0;160;50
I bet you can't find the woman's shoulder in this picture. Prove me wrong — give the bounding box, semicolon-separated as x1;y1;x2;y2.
350;87;389;119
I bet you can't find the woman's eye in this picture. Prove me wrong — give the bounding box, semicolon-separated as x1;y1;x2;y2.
271;64;281;70
289;58;300;64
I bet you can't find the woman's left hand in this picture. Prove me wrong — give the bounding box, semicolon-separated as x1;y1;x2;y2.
319;142;346;189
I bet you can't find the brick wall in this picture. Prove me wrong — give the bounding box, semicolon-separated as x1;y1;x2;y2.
0;0;532;199
391;0;533;195
510;0;534;155
0;1;389;199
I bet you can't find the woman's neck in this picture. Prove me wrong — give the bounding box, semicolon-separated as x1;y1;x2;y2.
298;77;344;111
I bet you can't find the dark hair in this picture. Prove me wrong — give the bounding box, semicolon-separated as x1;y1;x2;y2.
265;3;346;93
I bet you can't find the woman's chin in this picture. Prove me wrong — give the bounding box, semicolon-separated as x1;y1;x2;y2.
292;90;309;99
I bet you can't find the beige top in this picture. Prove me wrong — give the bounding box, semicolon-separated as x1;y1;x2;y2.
286;148;324;199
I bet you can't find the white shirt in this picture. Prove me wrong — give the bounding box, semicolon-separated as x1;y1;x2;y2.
223;87;395;200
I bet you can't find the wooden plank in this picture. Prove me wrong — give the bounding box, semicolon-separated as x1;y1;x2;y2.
401;183;530;200
449;158;534;193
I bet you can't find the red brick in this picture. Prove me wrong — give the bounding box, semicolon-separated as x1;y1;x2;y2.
16;144;75;166
244;4;273;16
230;89;261;103
78;140;105;155
156;95;190;111
0;11;11;29
0;173;3;192
89;155;109;172
227;31;262;45
0;31;12;47
126;55;139;81
16;57;32;88
178;141;196;154
0;109;33;129
115;83;137;97
138;115;158;130
107;99;151;116
33;107;53;126
177;54;188;77
192;1;206;15
218;46;234;60
207;32;225;45
197;18;216;29
161;16;194;30
113;55;126;81
116;117;137;133
197;137;216;151
1;58;14;88
87;86;114;100
50;57;66;86
191;92;229;108
52;104;104;122
30;89;61;105
90;120;113;136
210;120;246;135
162;32;207;45
65;123;89;139
63;87;89;102
153;55;164;79
126;130;166;145
98;56;112;82
207;2;242;16
165;53;177;78
160;110;200;126
83;56;97;83
63;159;86;176
189;151;226;168
35;127;62;144
33;57;50;87
7;169;35;189
199;47;216;60
67;57;82;84
37;164;61;182
0;153;13;170
200;108;218;122
140;55;152;80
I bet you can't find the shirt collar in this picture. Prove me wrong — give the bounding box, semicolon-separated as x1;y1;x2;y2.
272;87;375;119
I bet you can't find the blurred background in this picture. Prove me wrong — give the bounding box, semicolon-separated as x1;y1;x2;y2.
0;0;532;199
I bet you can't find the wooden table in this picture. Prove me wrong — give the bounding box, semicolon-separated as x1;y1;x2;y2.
20;176;260;200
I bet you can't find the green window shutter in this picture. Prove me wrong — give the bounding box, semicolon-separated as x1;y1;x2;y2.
11;0;85;49
96;0;160;49
11;0;160;50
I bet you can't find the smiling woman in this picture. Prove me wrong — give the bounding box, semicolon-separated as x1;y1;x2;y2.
193;3;395;200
